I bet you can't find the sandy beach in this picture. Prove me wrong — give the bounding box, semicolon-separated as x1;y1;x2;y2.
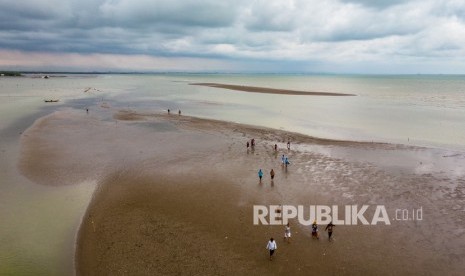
16;108;464;275
190;83;356;96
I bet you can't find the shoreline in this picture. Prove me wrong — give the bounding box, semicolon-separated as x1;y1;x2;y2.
152;111;465;153
117;110;409;150
189;82;357;96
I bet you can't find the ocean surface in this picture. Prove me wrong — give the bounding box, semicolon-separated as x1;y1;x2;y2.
1;73;464;274
4;73;465;149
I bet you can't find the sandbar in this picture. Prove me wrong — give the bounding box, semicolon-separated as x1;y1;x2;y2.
190;83;356;96
18;109;465;275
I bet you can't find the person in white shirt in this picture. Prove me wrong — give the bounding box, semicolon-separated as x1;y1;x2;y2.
266;238;277;260
284;223;291;243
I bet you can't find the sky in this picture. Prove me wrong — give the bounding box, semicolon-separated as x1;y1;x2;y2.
1;0;465;73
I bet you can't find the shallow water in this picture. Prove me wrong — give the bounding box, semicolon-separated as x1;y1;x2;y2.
4;73;463;149
0;76;101;275
160;74;465;150
1;73;464;274
0;100;95;274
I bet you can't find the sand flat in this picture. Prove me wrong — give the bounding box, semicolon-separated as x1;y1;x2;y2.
18;109;465;275
190;83;356;96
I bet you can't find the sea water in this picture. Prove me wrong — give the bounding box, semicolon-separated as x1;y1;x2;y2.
106;73;465;150
1;73;464;274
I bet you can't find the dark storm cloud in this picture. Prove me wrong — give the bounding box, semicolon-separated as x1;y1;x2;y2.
0;0;244;57
1;0;465;73
99;0;238;28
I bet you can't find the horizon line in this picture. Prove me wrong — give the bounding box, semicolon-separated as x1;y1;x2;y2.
2;70;465;76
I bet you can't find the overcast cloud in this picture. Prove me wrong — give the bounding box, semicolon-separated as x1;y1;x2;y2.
1;0;465;73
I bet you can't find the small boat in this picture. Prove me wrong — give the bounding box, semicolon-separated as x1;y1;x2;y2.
44;99;59;103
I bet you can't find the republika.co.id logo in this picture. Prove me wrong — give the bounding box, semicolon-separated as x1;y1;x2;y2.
253;205;423;225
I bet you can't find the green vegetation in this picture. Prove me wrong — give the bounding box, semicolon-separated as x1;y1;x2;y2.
0;71;22;76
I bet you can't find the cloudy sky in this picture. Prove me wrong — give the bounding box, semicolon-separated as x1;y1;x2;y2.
1;0;465;73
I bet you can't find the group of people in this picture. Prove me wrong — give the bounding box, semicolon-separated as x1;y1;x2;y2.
167;109;181;115
281;154;290;167
311;221;335;240
247;136;334;261
266;221;336;260
246;138;256;150
248;139;290;152
258;168;275;182
251;138;292;183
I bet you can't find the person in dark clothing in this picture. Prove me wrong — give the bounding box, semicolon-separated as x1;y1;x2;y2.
325;221;335;241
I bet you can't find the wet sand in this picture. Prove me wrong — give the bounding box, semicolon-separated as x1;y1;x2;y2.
190;83;356;96
19;109;465;275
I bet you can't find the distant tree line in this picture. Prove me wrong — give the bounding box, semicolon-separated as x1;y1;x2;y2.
0;71;22;76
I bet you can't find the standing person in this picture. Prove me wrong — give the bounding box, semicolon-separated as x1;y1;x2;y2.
285;157;290;167
270;169;275;180
258;169;263;181
247;141;250;149
276;205;282;221
287;140;291;150
86;108;89;114
178;109;181;115
281;154;285;165
266;238;277;260
284;223;291;243
274;144;277;151
167;109;170;114
325;221;335;241
251;138;255;147
311;221;319;239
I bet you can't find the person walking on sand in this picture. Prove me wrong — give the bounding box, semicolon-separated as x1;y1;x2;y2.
251;138;255;147
266;238;277;260
178;109;181;115
285;157;290;167
311;221;319;240
270;169;275;180
258;169;263;181
281;154;285;165
325;221;335;241
284;223;291;243
247;141;250;149
167;109;170;114
287;140;291;150
274;144;277;151
276;205;282;221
